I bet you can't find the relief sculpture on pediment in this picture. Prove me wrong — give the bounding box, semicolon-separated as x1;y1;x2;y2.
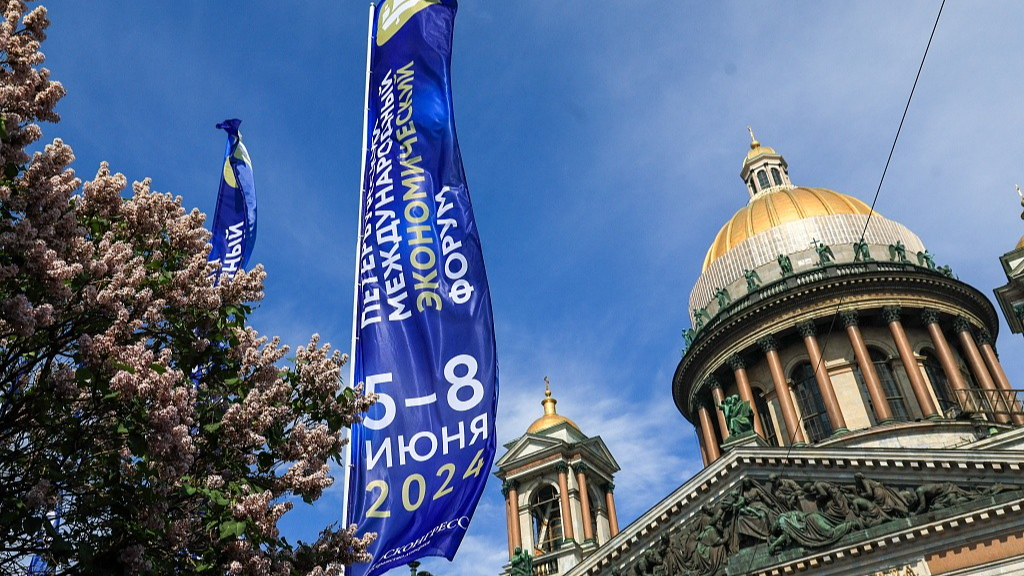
618;475;1017;576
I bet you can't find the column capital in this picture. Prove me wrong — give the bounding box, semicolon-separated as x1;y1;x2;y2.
921;308;941;325
797;321;816;338
882;305;902;324
953;315;973;334
604;482;615;494
703;374;721;390
976;329;993;346
757;334;779;353
502;479;520;496
726;354;745;371
571;462;589;475
553;462;570;473
840;310;859;328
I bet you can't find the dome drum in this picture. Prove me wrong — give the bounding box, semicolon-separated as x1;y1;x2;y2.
692;211;925;318
675;267;1004;452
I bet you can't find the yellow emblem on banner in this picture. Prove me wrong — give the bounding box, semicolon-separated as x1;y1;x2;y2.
376;0;439;46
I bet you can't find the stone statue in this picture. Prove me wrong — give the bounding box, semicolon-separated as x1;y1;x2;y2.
853;473;910;517
937;264;954;278
812;239;834;266
916;250;936;270
769;481;859;554
906;482;975;514
693;307;711;331
853;239;872;262
1014;303;1024;321
509;547;532;576
683;328;696;348
777;253;793;276
714;287;731;309
734;478;782;545
718;395;753;436
888;240;909;263
770;473;804;510
743;268;761;292
631;535;666;576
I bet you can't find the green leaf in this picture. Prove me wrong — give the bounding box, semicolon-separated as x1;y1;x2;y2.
150;363;167;374
102;390;121;401
219;520;245;540
116;423;129;435
112;361;135;374
202;422;221;433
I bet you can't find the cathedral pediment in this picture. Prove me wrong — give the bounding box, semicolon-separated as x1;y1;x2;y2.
567;437;1024;576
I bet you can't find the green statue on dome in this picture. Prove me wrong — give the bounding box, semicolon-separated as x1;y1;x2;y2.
812;239;834;267
853;239;872;262
777;253;793;276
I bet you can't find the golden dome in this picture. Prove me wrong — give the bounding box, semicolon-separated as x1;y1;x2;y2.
745;144;777;164
743;127;777;166
526;378;581;435
702;187;875;271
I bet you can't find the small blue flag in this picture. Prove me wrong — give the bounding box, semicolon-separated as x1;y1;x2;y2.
209;119;257;280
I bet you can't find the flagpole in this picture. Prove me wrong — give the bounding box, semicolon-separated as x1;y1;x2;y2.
342;0;376;535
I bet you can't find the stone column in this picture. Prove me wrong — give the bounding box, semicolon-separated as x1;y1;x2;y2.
841;310;894;424
797;321;848;433
956;318;1011;424
970;330;1019;424
709;378;730;441
573;463;594;542
758;335;806;445
883;306;939;419
696;403;721;462
504;479;522;552
503;483;514;557
728;354;765;436
604;483;619;537
695;426;709;467
921;309;969;409
554;463;575;542
977;330;1024;425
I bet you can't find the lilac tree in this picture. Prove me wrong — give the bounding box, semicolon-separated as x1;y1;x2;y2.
0;2;374;573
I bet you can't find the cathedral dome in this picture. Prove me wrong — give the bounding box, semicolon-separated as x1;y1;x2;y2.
702;187;874;271
526;380;581;434
688;135;925;317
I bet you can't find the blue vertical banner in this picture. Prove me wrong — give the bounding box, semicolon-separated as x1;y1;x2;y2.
209;119;258;279
346;1;498;575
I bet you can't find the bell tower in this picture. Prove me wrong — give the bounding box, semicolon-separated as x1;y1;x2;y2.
495;379;621;576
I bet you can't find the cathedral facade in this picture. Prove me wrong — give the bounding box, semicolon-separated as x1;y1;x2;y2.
496;136;1024;576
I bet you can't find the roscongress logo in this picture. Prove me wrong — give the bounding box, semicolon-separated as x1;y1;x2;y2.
377;0;440;46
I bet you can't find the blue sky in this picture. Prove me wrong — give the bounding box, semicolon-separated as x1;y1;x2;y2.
41;2;1024;575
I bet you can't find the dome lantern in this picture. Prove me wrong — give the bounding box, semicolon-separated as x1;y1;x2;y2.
526;377;582;435
740;128;793;199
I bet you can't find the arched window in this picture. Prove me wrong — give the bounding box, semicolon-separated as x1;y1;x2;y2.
753;389;778;446
923;349;956;415
587;486;602;542
530;485;563;554
871;348;911;421
757;170;770;190
749;177;757;194
790;362;833;442
771;167;783;186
